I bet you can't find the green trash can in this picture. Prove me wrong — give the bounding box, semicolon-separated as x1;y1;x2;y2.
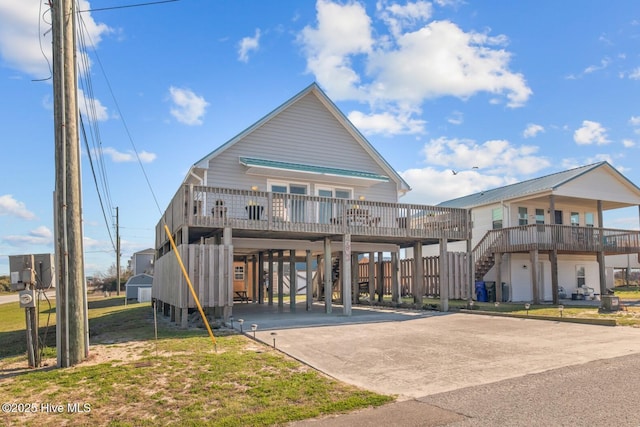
486;281;496;303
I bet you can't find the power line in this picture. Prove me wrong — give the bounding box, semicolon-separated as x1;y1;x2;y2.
78;0;179;13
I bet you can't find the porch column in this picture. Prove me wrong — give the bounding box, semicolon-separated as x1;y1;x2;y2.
530;250;539;304
277;250;284;312
258;252;264;304
315;254;322;302
251;255;257;303
391;250;400;304
342;234;352;316
495;251;503;303
368;252;375;303
306;250;313;311
289;250;296;312
223;227;233;320
351;252;359;305
268;250;274;306
324;237;332;314
550;249;559;305
439;238;449;312
377;251;384;302
597;200;607;297
243;256;249;300
414;242;424;305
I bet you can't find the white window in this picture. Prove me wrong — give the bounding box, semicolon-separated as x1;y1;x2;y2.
317;187;352;224
535;209;545;225
269;181;309;222
571;212;579;226
234;265;244;280
518;207;528;226
576;265;585;288
492;208;503;229
585;212;594;227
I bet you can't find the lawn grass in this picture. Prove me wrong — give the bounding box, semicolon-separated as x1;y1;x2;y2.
1;297;393;426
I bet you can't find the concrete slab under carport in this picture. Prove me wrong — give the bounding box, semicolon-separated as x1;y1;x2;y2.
232;304;640;399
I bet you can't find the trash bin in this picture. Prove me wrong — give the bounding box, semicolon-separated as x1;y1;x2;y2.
501;282;509;302
475;281;488;302
486;281;496;302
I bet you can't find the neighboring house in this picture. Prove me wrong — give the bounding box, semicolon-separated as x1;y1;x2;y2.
128;248;155;276
125;273;153;302
153;83;469;324
436;162;640;303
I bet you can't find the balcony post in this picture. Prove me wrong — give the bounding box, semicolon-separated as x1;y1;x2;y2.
268;250;274;306
277;250;284;312
495;251;503;303
439;238;449;312
368;252;375;304
305;250;313;311
289;249;296;312
391;250;400;304
342;233;352;316
258;252;265;304
324;237;332;314
413;242;424;306
597;200;607;297
530;250;539;304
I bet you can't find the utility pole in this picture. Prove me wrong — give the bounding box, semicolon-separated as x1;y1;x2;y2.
53;0;87;367
116;207;121;296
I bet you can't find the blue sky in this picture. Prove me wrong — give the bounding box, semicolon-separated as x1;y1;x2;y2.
1;0;639;276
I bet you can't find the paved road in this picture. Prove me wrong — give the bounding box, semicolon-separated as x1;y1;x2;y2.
231;304;640;426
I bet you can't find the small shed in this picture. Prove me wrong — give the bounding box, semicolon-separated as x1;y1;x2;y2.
125;274;153;302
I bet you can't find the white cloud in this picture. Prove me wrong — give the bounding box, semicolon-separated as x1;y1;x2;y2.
3;226;53;246
238;28;261;63
583;57;610;74
347;110;426;135
78;88;109;121
0;1;110;78
299;0;373;100
377;0;433;38
400;167;507;205
298;0;532;136
447;111;463;125
0;194;36;220
420;136;550;175
168;86;209;125
101;147;156;163
630;116;640;127
573;120;610;145
629;67;640;80
523;123;544;138
622;139;635;148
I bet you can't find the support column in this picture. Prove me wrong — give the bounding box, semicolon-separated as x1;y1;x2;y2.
440;238;449;312
391;250;400;304
251;255;257;303
377;251;384;303
414;242;424;306
495;252;502;303
258;252;264;304
268;250;274;306
368;252;375;304
550;249;559;305
351;252;359;305
306;250;313;311
289;250;296;312
530;250;539;304
342;233;352;316
277;250;284;312
324;237;332;314
597;199;607;297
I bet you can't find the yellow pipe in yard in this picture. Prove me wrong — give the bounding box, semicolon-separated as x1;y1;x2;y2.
164;224;217;351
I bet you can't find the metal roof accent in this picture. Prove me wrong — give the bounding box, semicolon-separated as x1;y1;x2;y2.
438;162;618;209
239;157;390;182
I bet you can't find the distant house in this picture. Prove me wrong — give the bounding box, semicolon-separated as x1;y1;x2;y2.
125;273;153;302
436;162;640;303
153;83;469;324
128;248;154;276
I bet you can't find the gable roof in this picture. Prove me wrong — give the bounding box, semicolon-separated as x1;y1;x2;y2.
191;83;410;194
438;162;640;209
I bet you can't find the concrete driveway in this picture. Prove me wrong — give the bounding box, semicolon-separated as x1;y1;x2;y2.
232;303;640;399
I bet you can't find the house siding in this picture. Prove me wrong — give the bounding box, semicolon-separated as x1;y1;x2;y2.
556;168;640;204
205;92;399;203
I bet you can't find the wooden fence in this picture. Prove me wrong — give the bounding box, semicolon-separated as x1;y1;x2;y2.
358;252;471;299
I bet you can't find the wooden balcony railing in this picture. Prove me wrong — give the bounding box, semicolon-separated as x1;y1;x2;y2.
156;184;470;246
473;224;640;266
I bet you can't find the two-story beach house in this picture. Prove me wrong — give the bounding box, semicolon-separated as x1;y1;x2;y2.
437;162;640;304
153;83;469;325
